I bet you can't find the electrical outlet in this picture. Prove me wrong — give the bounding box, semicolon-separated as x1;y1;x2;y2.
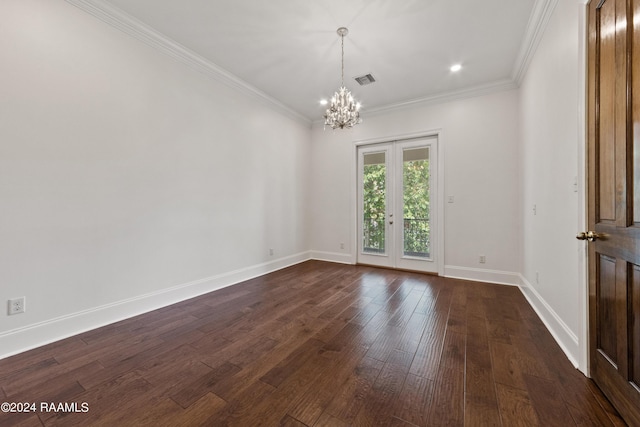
340;242;345;249
536;271;540;284
479;255;486;264
269;248;274;256
8;297;25;315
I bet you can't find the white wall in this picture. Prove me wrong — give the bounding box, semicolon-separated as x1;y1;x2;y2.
0;0;311;358
519;0;584;367
1;0;588;371
309;90;522;285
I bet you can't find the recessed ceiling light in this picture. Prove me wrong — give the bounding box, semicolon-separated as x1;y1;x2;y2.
320;99;328;106
450;64;462;72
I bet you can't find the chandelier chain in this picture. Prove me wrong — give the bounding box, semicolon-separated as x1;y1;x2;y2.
341;33;345;87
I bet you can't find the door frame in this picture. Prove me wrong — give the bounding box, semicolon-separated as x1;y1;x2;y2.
578;0;589;377
350;130;445;276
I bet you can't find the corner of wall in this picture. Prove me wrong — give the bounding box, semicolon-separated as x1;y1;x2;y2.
310;251;355;265
444;266;521;286
517;274;580;368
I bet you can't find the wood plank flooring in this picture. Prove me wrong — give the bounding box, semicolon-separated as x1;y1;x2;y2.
0;261;627;426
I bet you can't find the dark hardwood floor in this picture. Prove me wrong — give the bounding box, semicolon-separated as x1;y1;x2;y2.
0;261;627;426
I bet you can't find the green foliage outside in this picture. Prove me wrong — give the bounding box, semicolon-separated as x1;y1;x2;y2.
402;159;430;256
362;164;386;252
362;159;430;256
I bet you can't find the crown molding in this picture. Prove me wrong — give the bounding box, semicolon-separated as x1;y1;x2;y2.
361;79;518;119
311;79;517;126
65;0;311;127
511;0;559;85
311;79;518;126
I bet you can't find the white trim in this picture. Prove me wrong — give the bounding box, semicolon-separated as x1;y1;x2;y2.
518;274;580;368
310;251;355;265
350;138;359;273
512;0;559;85
444;265;521;286
363;80;517;117
353;129;443;147
64;0;310;127
436;133;446;277
0;251;311;360
577;1;589;377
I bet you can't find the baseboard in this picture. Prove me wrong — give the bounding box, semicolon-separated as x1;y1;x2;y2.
517;274;580;368
443;265;521;286
0;251;312;360
0;255;582;370
443;265;580;368
310;251;354;265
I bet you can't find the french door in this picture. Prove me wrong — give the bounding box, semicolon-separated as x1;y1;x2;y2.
357;137;438;273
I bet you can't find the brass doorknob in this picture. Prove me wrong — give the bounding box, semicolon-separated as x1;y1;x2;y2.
576;231;599;242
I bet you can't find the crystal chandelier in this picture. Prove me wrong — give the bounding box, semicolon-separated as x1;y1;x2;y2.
323;27;362;129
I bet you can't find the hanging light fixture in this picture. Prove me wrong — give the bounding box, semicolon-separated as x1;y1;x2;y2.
323;27;362;129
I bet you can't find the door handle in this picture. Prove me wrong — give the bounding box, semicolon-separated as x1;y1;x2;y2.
576;231;600;242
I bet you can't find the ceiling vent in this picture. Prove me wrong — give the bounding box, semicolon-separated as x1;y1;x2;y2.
354;74;376;86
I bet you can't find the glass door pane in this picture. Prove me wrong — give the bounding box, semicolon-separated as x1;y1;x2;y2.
402;147;430;259
362;151;387;254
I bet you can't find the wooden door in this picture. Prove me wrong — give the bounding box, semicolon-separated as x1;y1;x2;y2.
587;0;640;425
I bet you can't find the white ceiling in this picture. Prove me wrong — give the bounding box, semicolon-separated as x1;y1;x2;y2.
76;0;544;123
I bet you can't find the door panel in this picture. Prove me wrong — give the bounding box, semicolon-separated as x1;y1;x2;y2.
587;0;640;424
395;139;437;272
596;254;617;366
358;144;393;268
632;265;640;388
598;0;616;222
